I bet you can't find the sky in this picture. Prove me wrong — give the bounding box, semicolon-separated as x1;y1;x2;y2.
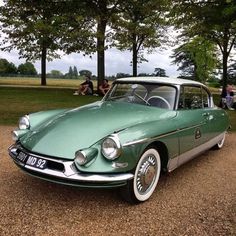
0;47;179;77
0;0;180;77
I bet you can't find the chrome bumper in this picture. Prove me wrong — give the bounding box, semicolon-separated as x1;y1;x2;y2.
8;144;133;186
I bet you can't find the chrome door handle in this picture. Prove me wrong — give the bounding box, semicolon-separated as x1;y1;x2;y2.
202;112;210;117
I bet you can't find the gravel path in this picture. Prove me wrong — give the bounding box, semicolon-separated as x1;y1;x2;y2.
0;126;235;236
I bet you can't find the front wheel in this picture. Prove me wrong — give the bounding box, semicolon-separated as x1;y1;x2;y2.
120;148;161;203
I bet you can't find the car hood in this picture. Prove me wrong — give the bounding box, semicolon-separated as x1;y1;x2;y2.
20;101;177;159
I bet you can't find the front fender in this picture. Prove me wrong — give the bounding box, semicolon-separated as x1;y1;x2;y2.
77;117;179;174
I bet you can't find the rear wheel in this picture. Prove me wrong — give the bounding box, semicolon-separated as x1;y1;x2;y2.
213;132;226;150
120;148;161;203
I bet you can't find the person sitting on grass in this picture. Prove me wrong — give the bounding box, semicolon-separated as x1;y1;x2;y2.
73;76;94;96
98;79;110;96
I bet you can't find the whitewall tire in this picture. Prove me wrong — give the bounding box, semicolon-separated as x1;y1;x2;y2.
213;132;226;150
120;148;161;203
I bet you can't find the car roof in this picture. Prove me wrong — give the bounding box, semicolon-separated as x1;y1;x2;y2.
116;77;204;86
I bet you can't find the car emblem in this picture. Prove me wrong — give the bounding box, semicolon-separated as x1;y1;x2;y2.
195;128;201;139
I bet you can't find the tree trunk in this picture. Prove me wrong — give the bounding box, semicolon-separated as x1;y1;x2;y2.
220;27;230;96
97;19;107;91
131;33;138;77
132;41;138;77
41;46;47;86
221;51;228;96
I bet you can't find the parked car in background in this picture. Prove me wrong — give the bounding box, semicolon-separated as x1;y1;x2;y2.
8;77;230;203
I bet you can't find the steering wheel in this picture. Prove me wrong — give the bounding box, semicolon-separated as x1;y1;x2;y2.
147;96;171;109
133;92;150;105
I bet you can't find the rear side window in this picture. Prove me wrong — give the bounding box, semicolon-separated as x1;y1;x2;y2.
178;86;210;110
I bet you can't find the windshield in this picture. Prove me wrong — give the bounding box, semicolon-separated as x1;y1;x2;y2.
105;82;177;110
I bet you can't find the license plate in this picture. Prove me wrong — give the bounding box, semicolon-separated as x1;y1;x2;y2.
15;151;28;163
26;155;47;169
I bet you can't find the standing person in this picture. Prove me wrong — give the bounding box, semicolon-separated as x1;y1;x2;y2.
98;79;110;96
73;76;94;95
221;84;234;110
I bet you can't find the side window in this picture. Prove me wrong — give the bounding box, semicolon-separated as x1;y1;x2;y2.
202;88;210;108
148;86;176;109
178;86;209;110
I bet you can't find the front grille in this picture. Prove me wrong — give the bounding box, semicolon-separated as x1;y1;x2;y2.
47;161;64;172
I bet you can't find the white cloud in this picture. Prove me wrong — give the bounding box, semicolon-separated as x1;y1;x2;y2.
0;47;179;77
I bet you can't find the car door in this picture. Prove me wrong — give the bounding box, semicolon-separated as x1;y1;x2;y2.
176;85;212;165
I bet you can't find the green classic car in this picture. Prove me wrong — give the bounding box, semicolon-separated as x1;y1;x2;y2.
8;77;229;203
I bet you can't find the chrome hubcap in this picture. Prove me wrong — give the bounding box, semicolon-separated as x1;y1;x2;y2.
136;155;157;194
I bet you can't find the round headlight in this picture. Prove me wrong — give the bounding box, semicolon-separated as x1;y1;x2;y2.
12;130;19;141
75;151;87;165
74;148;98;167
19;115;30;130
102;135;122;160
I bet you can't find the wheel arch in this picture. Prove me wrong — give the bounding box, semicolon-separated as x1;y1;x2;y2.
146;141;169;172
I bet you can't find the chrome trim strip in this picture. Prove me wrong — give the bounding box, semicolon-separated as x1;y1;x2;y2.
8;145;134;183
123;137;149;147
123;123;205;147
167;132;226;172
24;165;134;182
166;156;178;172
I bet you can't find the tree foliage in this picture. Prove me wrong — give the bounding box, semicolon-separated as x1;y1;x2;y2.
113;0;169;76
171;0;236;91
85;0;123;87
1;0;235;86
73;66;78;78
65;66;79;79
0;0;69;85
79;70;92;77
172;37;219;82
18;62;37;75
59;1;96;55
0;58;17;75
116;72;131;78
49;70;63;78
154;67;167;77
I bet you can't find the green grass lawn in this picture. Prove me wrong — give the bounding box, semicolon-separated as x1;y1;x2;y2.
0;77;85;87
0;77;109;89
228;110;236;132
0;86;235;131
0;87;101;125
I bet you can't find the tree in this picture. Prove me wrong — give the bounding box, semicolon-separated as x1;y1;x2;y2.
0;0;69;85
172;45;194;80
0;58;17;75
49;70;63;78
171;37;219;82
73;66;78;78
138;73;151;77
116;72;131;78
171;0;236;93
63;0;122;89
79;70;92;77
59;1;96;59
113;0;169;76
18;62;37;75
67;66;74;79
154;67;167;77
